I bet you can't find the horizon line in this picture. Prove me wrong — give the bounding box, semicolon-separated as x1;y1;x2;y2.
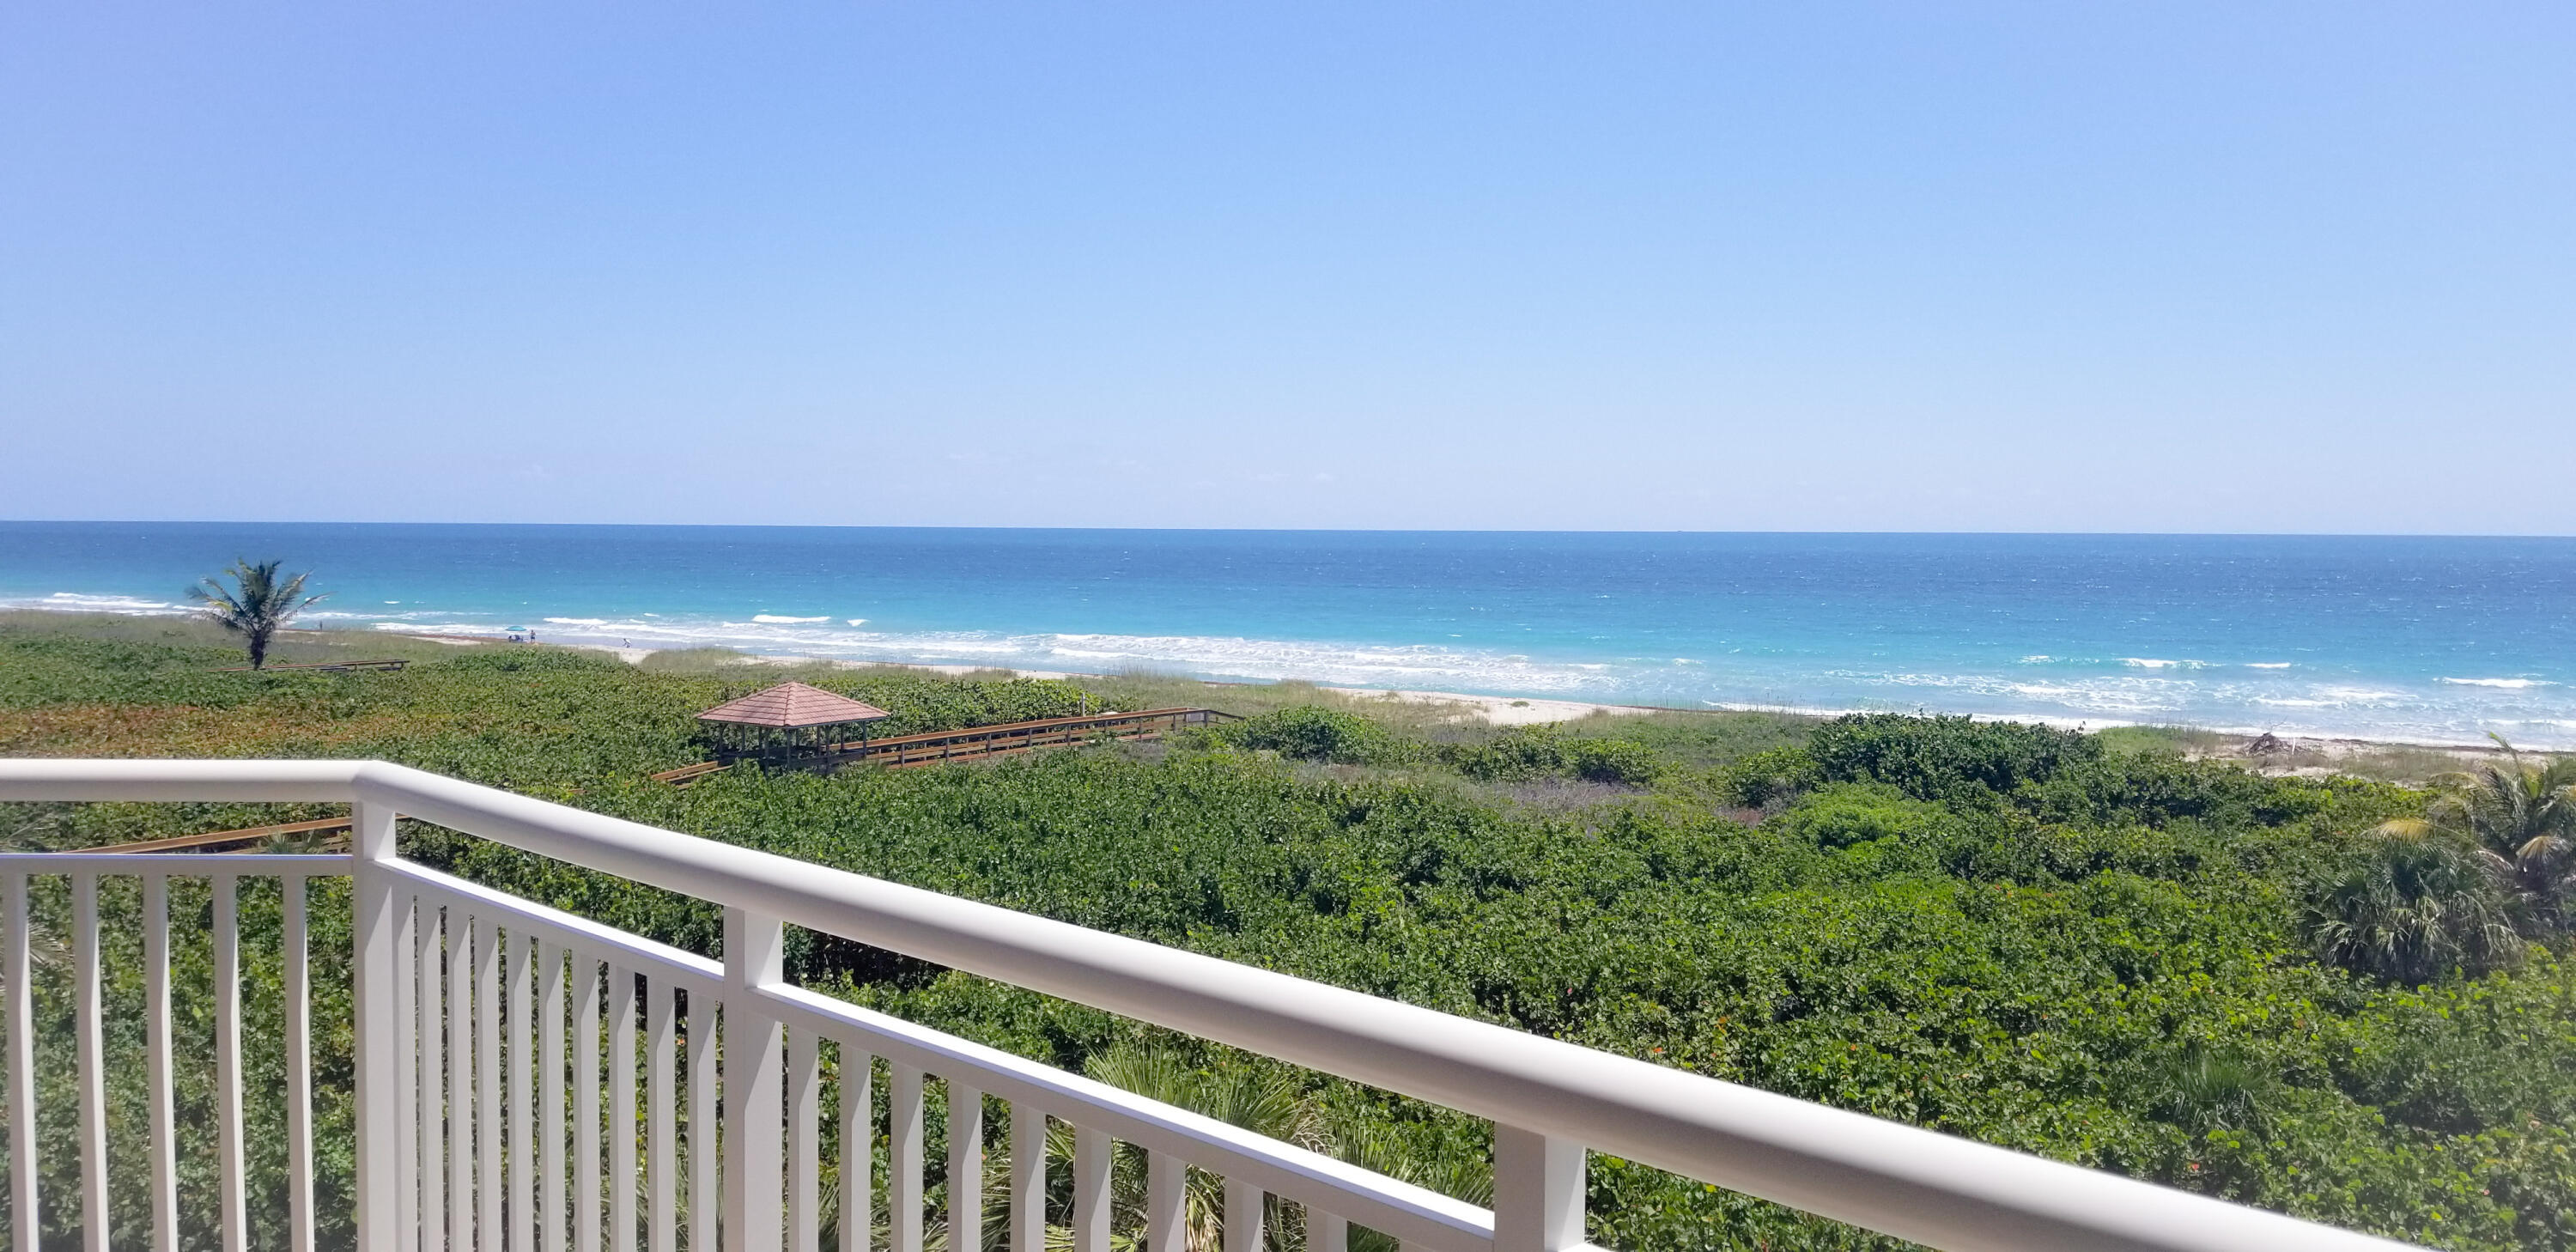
5;518;2575;541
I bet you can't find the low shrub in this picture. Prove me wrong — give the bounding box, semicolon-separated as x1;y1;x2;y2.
1215;705;1408;764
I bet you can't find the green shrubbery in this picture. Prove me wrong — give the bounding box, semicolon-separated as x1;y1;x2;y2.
3;629;2573;1250
1214;710;1664;786
1446;726;1661;784
1212;706;1411;764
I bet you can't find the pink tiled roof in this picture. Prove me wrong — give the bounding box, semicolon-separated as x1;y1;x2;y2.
695;682;892;728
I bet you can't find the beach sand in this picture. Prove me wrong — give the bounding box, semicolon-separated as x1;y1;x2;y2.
1318;687;1654;726
526;638;1649;724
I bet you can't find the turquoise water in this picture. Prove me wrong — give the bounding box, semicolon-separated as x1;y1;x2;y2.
3;522;2572;747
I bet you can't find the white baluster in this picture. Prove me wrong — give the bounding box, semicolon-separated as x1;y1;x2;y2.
1072;1127;1110;1252
790;1035;820;1252
542;943;569;1252
422;901;447;1250
947;1083;981;1252
286;872;317;1252
888;1063;923;1252
614;966;641;1252
72;872;105;1252
513;933;538;1252
1008;1104;1043;1252
217;875;249;1252
1145;1152;1183;1252
1223;1180;1261;1252
839;1048;872;1252
144;873;179;1252
483;919;506;1252
579;957;604;1252
397;894;421;1252
650;980;678;1252
453;909;475;1252
687;994;717;1252
5;872;36;1252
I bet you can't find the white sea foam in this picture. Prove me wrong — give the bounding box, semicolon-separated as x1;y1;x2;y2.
16;592;183;614
16;570;2574;749
2317;687;2407;703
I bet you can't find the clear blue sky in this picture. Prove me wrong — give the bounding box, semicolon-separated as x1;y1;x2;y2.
3;4;2569;533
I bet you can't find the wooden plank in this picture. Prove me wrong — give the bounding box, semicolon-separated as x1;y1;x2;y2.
211;659;409;672
647;763;727;785
677;707;1242;778
820;708;1226;754
94;817;352;854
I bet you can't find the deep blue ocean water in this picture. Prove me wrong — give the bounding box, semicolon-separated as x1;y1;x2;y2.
3;522;2572;747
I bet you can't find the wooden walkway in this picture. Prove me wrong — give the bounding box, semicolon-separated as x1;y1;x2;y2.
653;707;1239;783
88;816;353;854
211;659;410;673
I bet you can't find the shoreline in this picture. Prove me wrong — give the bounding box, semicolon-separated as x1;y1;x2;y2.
3;604;2549;756
509;636;2541;758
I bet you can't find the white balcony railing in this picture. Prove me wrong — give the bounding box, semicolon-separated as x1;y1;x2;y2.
0;759;2411;1252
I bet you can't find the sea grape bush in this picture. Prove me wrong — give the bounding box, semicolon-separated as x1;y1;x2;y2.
1208;706;1411;765
1804;713;2099;805
3;629;2572;1251
1212;709;1662;786
1444;726;1661;785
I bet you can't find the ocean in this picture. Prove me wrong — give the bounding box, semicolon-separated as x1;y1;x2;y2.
3;522;2571;748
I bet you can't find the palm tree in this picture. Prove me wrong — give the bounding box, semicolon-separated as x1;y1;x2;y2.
187;559;326;670
2303;826;2521;983
1055;1045;1331;1252
2373;736;2576;929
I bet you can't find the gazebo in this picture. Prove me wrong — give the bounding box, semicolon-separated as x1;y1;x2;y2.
696;681;893;766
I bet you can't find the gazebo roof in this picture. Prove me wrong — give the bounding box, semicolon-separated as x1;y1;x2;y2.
695;682;893;729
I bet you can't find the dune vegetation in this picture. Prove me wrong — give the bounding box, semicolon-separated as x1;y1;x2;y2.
1;615;2571;1252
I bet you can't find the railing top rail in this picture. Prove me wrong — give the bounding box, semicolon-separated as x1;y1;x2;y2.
0;758;2411;1252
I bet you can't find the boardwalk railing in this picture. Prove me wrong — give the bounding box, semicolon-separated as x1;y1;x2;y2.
0;759;2411;1252
666;709;1242;781
823;708;1236;770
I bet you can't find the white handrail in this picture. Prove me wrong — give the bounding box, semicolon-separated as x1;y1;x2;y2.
0;758;2416;1252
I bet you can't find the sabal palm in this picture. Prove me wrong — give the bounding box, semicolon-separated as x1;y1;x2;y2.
186;558;326;669
1045;1045;1330;1252
2304;826;2521;983
2374;737;2576;927
822;1046;1333;1252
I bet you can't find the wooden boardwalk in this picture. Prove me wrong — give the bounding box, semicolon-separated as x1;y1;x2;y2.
87;816;353;854
653;707;1238;783
211;659;410;673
